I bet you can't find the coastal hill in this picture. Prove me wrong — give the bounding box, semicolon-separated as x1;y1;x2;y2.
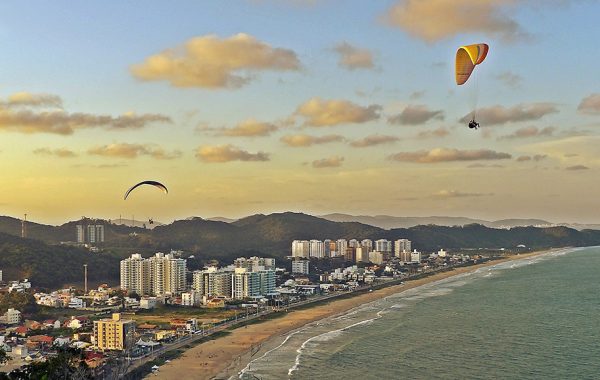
319;213;574;230
1;212;600;288
0;231;118;288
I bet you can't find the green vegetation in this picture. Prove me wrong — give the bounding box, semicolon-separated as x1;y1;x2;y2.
0;348;93;380
1;213;600;289
0;291;37;315
0;232;119;289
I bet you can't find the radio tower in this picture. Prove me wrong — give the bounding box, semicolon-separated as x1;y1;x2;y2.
84;264;88;294
21;214;27;238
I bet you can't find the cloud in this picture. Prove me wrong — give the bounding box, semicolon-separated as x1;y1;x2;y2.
498;126;556;140
217;119;278;137
349;134;400;147
460;103;558;125
33;147;77;158
432;189;493;198
416;127;450;139
333;42;375;70
577;93;600;114
467;163;505;168
496;71;522;88
516;154;547;162
388;105;444;125
388;147;512;163
131;33;300;89
280;134;345;147
409;90;426;100
88;143;181;159
565;165;589;171
6;92;63;108
296;98;381;127
312;156;344;168
383;0;528;43
0;108;171;135
195;144;269;163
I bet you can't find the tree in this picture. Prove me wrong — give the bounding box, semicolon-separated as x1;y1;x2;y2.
0;347;10;365
2;347;92;380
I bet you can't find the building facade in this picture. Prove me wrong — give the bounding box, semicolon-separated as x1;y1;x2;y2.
120;253;186;296
94;313;135;351
394;239;412;258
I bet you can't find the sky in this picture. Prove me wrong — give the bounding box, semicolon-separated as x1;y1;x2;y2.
0;0;599;225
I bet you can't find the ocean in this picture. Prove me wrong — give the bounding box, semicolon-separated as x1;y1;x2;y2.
238;247;600;379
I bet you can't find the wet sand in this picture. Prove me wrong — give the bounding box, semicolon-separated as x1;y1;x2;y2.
147;250;557;380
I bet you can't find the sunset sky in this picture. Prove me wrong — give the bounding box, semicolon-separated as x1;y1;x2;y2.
1;0;599;224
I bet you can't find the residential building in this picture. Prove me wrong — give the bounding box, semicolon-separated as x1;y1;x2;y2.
76;223;105;244
344;247;356;262
291;240;310;258
181;291;201;306
375;239;392;253
94;313;136;351
395;239;412;257
334;239;348;258
356;247;370;263
193;264;275;300
411;250;422;263
120;254;151;296
4;308;21;325
234;257;276;271
120;253;186;296
361;239;373;252
291;259;310;275
309;240;324;258
369;251;385;265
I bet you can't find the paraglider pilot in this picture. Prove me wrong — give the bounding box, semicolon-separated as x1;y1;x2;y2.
468;119;479;129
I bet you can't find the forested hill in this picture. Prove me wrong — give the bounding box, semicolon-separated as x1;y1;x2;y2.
0;232;119;289
1;212;600;289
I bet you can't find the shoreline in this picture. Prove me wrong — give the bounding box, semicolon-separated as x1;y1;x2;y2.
147;248;569;380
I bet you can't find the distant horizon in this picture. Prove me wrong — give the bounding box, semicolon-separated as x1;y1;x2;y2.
3;210;599;228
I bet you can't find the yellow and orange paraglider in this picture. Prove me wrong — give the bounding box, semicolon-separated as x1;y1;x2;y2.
455;43;488;85
456;43;489;129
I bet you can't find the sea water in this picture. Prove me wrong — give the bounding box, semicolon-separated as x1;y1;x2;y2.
239;247;600;379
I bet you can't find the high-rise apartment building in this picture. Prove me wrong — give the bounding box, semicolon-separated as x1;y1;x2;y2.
120;253;186;296
234;257;276;271
335;239;348;258
291;240;310;258
356;247;370;263
309;240;324;258
120;254;151;296
394;239;412;258
94;313;135;351
361;239;373;252
375;239;392;253
192;265;275;300
291;259;310;274
77;223;105;244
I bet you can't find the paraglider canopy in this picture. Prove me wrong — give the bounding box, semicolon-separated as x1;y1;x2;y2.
455;43;488;85
124;180;168;200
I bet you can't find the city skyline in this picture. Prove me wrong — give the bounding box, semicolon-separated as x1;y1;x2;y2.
1;1;599;224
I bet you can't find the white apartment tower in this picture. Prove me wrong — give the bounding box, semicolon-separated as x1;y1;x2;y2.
335;239;348;258
309;240;325;258
120;253;186;296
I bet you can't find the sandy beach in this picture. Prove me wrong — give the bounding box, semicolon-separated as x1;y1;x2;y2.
147;250;558;380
